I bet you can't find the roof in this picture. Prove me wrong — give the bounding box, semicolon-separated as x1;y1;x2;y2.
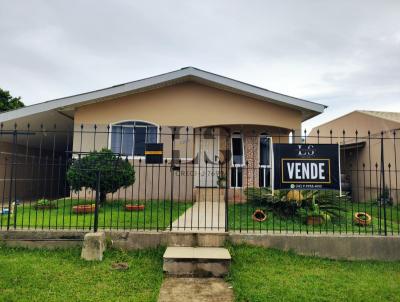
312;110;400;130
0;67;326;123
357;110;400;124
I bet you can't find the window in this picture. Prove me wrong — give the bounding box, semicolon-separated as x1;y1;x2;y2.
231;134;244;165
110;121;157;157
231;166;243;188
259;134;271;187
231;133;244;187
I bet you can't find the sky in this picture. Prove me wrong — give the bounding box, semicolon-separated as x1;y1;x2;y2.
0;0;399;131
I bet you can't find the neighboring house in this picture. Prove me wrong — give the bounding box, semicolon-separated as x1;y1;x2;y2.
308;110;400;203
0;67;325;202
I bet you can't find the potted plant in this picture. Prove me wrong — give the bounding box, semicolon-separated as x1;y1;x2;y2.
34;199;58;210
354;212;372;226
217;175;227;188
252;209;268;222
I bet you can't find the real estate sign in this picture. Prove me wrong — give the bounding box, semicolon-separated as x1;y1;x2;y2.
273;144;340;190
145;143;164;164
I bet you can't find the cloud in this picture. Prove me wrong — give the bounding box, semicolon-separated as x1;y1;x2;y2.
0;0;399;130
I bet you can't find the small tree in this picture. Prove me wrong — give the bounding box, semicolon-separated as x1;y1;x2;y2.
0;88;24;112
66;149;135;204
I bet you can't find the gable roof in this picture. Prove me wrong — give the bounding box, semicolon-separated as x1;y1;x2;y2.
309;110;400;136
0;67;326;123
357;110;400;124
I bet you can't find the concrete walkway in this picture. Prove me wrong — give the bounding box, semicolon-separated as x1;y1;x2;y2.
170;201;226;232
158;277;233;302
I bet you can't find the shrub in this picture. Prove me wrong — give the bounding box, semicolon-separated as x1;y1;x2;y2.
378;185;393;206
245;188;298;217
34;199;58;209
66;149;135;204
245;187;348;221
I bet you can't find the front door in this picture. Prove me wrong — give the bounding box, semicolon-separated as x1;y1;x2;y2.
194;128;219;187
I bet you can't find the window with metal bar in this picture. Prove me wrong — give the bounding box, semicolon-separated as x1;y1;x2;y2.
110;121;158;157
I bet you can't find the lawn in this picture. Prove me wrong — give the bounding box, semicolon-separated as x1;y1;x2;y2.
1;199;191;230
228;245;400;302
228;202;400;235
1;245;400;302
0;246;164;302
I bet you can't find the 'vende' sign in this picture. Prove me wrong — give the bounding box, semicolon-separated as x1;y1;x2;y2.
273;144;340;190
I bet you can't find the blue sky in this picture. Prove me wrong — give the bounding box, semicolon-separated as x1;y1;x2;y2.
0;0;399;131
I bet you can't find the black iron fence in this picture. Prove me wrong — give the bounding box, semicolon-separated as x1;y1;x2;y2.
0;123;399;235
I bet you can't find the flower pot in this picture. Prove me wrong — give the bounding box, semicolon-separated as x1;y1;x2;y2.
354;212;372;226
252;209;267;222
306;215;324;225
72;204;96;214
125;204;145;211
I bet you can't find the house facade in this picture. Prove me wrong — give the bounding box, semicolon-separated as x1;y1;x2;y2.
0;67;325;203
308;110;400;203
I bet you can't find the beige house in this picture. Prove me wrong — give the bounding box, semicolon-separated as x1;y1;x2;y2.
0;67;325;202
309;110;400;203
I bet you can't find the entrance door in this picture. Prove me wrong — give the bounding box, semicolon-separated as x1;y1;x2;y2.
194;128;219;187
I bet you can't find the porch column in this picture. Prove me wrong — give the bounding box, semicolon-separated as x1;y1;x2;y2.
243;130;258;187
292;128;302;143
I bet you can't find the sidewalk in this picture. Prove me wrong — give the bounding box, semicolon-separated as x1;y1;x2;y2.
170;200;226;232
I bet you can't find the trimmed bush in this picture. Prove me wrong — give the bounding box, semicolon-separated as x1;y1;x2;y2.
66;149;135;204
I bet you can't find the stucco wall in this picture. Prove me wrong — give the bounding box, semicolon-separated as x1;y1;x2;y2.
70;82;299;202
70;125;289;202
74;82;302;129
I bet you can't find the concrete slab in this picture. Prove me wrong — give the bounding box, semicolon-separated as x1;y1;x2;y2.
158;277;234;302
164;247;231;260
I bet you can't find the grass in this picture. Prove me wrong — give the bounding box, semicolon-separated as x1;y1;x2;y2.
228;202;400;234
1;199;191;230
2;197;399;234
1;245;400;301
228;244;400;302
0;246;164;302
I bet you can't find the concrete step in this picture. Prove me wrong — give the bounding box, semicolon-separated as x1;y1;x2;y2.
163;247;231;277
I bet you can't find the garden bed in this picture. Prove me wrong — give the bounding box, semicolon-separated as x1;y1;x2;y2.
3;199;191;230
228;202;400;234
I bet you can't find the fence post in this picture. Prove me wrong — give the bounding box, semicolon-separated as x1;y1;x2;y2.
225;131;230;232
169;129;175;231
93;170;100;233
380;132;387;236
